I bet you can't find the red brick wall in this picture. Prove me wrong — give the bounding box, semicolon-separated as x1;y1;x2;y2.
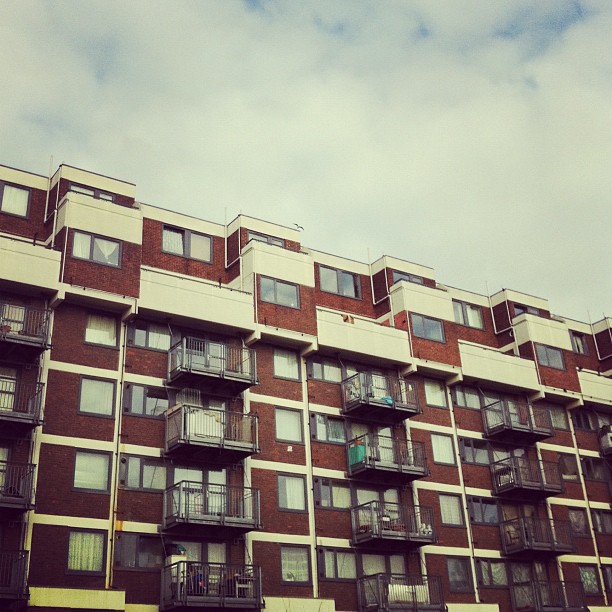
250;344;303;402
125;345;168;378
114;568;160;604
313;264;376;318
313;507;352;540
318;581;358;611
306;379;342;408
311;440;346;471
418;489;468;548
116;489;163;524
121;413;165;448
226;229;240;265
253;541;313;598
424;553;476;605
372;269;388;304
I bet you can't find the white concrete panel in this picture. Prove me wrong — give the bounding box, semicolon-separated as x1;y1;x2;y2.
390;283;455;322
242;241;315;287
371;254;435;279
140;204;225;237
0;236;60;291
513;313;573;350
29;587;125;610
316;307;411;365
0;165;48;190
57;193;143;244
307;248;370;276
459;341;540;391
592;317;612;335
228;214;301;243
578;370;612;404
56;164;136;198
446;286;490;308
264;597;335;612
490;288;549;311
139;267;255;333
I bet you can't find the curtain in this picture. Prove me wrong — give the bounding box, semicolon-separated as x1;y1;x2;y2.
80;379;114;416
148;324;170;350
72;232;91;258
482;561;507;586
163;228;184;255
2;185;28;216
332;483;350;509
362;554;386;576
74;452;109;490
281;548;309;581
93;237;119;266
273;350;298;379
190;233;211;261
440;495;462;525
432;434;454;463
86;314;116;345
280;476;305;510
327;418;346;442
68;531;104;572
466;304;483;328
569;509;587;535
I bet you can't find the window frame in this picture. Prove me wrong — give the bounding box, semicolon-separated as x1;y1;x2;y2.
0;181;31;218
78;376;116;418
392;270;424;285
411;313;445;343
275;407;304;444
439;493;464;526
123;384;168;419
319;265;362;300
314;478;351;511
452;300;484;330
70;183;115;202
581;457;607;482
308;356;342;383
568;508;589;537
277;473;307;513
468;497;499;525
453;385;481;410
72;230;122;268
431;433;456;466
424;379;448;408
273;348;301;381
535;343;565;370
84;312;118;348
114;532;164;571
549;405;569;430
460;438;491;466
130;321;171;352
569;330;589;356
319;548;357;581
247;230;284;247
162;225;213;263
592;510;612;534
311;413;346;445
118;454;167;492
260;276;300;309
67;528;107;575
73;450;112;493
478;559;508;588
579;565;601;595
573;409;596;431
280;545;311;585
447;556;473;593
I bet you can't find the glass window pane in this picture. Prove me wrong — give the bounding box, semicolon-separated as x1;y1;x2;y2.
276;409;303;442
148;324;170;350
331;483;350;509
145;392;168;417
73;232;92;258
440;494;463;525
466;304;483;328
127;457;141;488
75;452;109;490
68;531;104;572
320;267;338;293
281;547;309;582
2;185;29;216
336;552;356;579
279;475;305;510
447;558;470;591
142;462;166;490
276;281;298;308
274;349;299;380
453;301;464;325
190;233;211;261
260;277;276;303
425;380;447;407
362;554;385;575
80;379;114;415
93;237;120;266
432;434;454;464
163;228;184;255
130;385;144;414
327;418;346;443
339;271;358;298
85;314;116;346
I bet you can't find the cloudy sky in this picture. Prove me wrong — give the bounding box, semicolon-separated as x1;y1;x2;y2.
1;0;610;323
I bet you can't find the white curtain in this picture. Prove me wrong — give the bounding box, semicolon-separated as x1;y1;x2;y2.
432;434;454;463
2;185;28;216
148;324;170;350
281;548;309;581
280;475;305;510
93;237;119;266
72;232;91;258
332;483;351;509
163;228;184;255
80;379;114;416
362;554;386;576
86;314;116;346
440;495;463;525
274;350;299;379
68;531;104;572
74;452;109;490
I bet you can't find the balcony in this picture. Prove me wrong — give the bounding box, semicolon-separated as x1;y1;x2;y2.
491;457;563;499
341;373;420;424
482;401;553;444
0;551;28;601
599;424;612;457
0;380;44;430
0;303;50;361
510;581;586;612
161;561;262;610
351;502;435;550
358;574;444;612
163;481;261;537
166;404;258;464
0;462;35;514
347;436;427;484
500;518;575;556
168;339;257;395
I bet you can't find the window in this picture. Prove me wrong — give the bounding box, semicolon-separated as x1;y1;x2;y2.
447;557;472;592
316;479;350;510
74;451;110;492
68;530;105;573
469;498;498;524
582;457;606;481
535;344;565;370
70;183;114;201
453;300;484;329
309;357;341;383
592;510;612;534
162;226;212;262
321;549;356;580
431;434;455;465
131;321;171;351
559;454;579;481
460;439;490;465
550;405;569;430
85;313;117;346
281;546;310;583
570;331;589;355
273;348;300;380
579;565;600;595
573;409;596;431
0;182;30;217
114;533;164;569
454;385;481;410
568;509;588;536
248;230;284;247
411;313;445;342
312;414;346;444
319;266;361;299
392;270;424;285
79;377;115;417
603;566;612;592
278;474;306;511
260;276;299;308
424;379;447;407
124;385;168;418
275;408;303;443
514;303;539;316
72;231;121;267
479;559;507;587
119;455;166;491
439;494;464;526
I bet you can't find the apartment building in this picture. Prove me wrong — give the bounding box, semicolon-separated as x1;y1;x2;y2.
0;161;611;612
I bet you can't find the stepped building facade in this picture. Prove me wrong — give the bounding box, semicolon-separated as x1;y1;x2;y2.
0;162;611;612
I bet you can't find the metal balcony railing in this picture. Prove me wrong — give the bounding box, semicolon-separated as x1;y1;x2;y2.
500;517;575;556
0;380;44;425
0;303;50;347
0;551;28;599
510;580;586;611
0;462;35;510
491;457;563;498
351;502;435;548
341;373;420;423
163;481;261;533
161;561;262;609
599;424;612;457
168;338;257;391
358;574;445;611
165;404;259;461
347;435;427;482
483;400;553;443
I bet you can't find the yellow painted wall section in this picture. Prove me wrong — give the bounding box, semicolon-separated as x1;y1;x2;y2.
29;586;125;610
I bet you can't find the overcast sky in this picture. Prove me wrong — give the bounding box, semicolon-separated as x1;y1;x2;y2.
1;0;610;323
